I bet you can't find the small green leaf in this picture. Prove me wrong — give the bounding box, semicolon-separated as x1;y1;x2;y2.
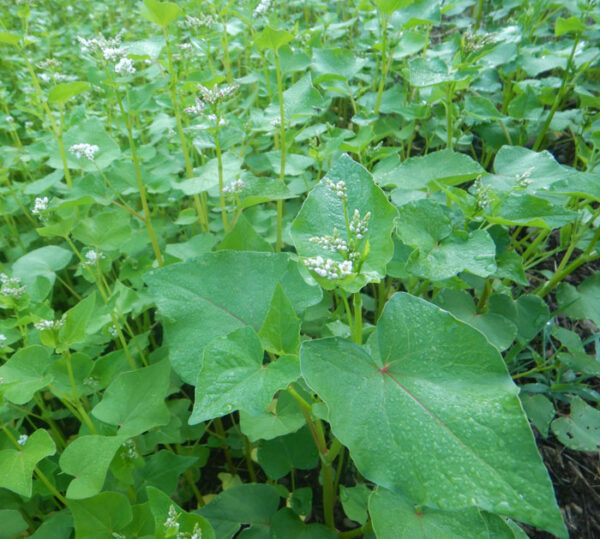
254;26;294;51
239;389;305;442
147;486;215;539
259;284;301;355
134;450;198;498
57;293;96;352
0;429;56;497
521;394;555;438
190;327;300;424
217;214;273;252
552;397;600;451
140;0;181;27
69;492;133;539
60;435;127;499
92;360;170;436
557;273;600;328
555;16;586;36
48;82;90;105
198;483;280;538
257;426;319;479
340;484;371;524
0;31;20;45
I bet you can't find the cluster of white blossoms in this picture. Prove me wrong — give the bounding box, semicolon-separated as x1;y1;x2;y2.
309;229;349;254
85;249;105;264
196;83;239;105
120;439;138;460
77;30;125;57
32;196;49;215
34;318;64;331
115;57;136;75
163;506;202;539
254;0;271;16
515;167;534;187
349;209;371;239
76;31;135;75
17;434;28;446
178;14;215;28
183;97;205;115
206;114;227;127
304;256;353;280
0;273;26;298
108;324;119;338
222;179;245;194
473;177;492;210
69;143;99;161
325;179;347;201
0;334;7;346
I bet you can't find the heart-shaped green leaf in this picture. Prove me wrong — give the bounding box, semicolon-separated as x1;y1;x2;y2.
0;429;56;497
190;327;299;424
300;293;566;537
144;252;321;384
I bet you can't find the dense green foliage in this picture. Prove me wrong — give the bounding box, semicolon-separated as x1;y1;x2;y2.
1;0;600;537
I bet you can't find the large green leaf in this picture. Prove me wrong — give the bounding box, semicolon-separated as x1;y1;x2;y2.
556;273;600;327
376;149;484;189
0;429;56;497
396;200;496;281
311;48;367;82
92;360;170;436
370;488;520;538
60;435;127;499
190;327;299;424
300;293;566;537
0;345;53;405
265;74;327;126
12;246;72;293
254;26;294;51
291;154;397;292
69;492;133;539
143;252;321;384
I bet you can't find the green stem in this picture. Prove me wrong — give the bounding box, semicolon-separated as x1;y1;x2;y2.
374;13;389;115
214;118;230;233
352;292;362;344
445;83;455;149
339;521;373;539
533;33;581;151
274;49;287;252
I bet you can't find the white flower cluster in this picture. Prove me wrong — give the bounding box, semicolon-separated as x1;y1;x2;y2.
84;376;100;390
206;114;226;126
183;97;205;115
115;57;136;75
254;0;271;16
6;115;14;123
34;318;64;331
516;167;534;187
304;256;353;280
178;14;215;28
38;72;77;83
474;177;492;210
17;434;28;446
69;143;99;161
309;229;349;254
121;439;138;460
0;273;26;298
164;505;180;533
222;179;245;194
349;209;371;239
76;30;125;57
32;196;49;215
109;324;119;338
85;249;105;264
325;179;347;201
0;334;6;346
196;83;239;105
